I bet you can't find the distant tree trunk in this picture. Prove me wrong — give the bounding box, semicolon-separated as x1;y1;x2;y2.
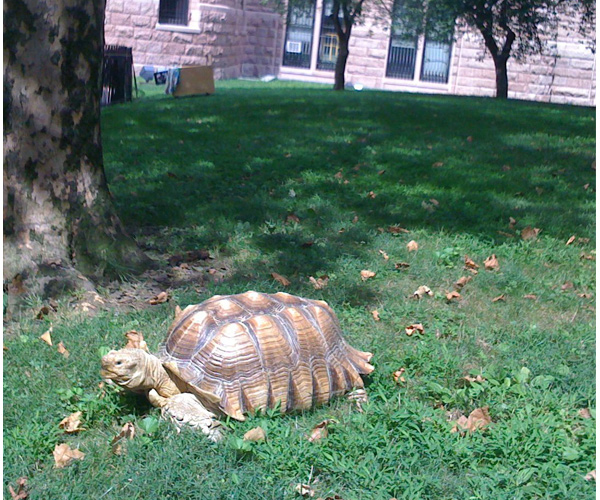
3;0;151;306
331;0;363;91
493;55;510;99
334;33;350;91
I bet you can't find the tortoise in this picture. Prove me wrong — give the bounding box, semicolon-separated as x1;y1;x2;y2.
100;291;374;440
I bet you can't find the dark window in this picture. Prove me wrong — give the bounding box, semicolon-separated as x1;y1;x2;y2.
159;0;189;26
316;0;341;71
283;1;316;68
386;0;418;79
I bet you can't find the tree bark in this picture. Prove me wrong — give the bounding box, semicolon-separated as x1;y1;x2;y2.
333;35;349;91
3;0;151;305
493;55;509;99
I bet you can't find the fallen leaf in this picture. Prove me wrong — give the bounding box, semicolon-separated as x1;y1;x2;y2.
308;419;335;442
523;294;537;300
378;169;386;175
40;327;53;346
53;443;85;468
429;198;440;206
578;292;593;298
464;374;485;383
309;276;329;290
561;282;574;291
432;161;444;168
464;256;479;273
446;291;461;301
8;477;28;500
36;305;54;320
124;330;148;351
421;200;435;213
580;252;595;261
360;270;376;281
502;165;511;171
371;310;381;321
535;187;544;195
483;254;499;271
508;217;517;229
57;341;70;358
393;368;406;384
466;136;473;142
492;294;506;303
352;215;359;224
111;422;136;455
295;483;315;497
566;235;576;246
578;408;592;419
583;183;590;190
388;226;409;234
585;470;596;481
450;406;491;433
334;171;343;180
59;412;84;433
367;191;377;199
406;240;419;252
271;272;291;287
405;323;425;336
243;426;266;442
521;226;541;241
454;276;471;289
285;213;301;224
394;262;410;270
413;285;432;299
148;291;169;305
378;250;389;260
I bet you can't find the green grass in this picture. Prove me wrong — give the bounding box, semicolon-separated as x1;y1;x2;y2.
4;80;595;499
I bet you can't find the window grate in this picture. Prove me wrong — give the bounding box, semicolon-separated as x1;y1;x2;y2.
159;0;189;26
282;1;316;68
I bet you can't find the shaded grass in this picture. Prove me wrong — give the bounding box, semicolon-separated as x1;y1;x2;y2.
4;81;595;499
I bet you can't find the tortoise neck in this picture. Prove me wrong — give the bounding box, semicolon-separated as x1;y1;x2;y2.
144;352;181;398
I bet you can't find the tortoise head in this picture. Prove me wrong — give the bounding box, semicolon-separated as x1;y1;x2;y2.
100;348;156;392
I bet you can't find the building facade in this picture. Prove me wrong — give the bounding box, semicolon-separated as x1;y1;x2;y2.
105;0;596;105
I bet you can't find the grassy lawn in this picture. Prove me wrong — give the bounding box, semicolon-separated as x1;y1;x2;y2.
4;80;596;499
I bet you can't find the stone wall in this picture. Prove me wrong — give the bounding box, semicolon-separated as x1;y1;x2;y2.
105;0;284;79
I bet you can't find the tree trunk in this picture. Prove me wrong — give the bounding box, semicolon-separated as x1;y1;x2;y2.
333;35;349;91
3;0;151;306
493;55;509;99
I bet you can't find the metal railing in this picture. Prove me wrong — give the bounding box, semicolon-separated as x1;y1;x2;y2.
101;45;135;106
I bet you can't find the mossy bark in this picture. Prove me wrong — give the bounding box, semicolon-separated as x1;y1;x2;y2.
3;0;152;305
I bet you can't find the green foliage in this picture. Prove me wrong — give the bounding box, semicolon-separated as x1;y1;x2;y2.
3;82;595;499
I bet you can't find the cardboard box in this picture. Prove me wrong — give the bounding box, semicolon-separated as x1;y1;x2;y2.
173;66;215;97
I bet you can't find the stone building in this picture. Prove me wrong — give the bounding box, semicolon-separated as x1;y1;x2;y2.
105;0;596;105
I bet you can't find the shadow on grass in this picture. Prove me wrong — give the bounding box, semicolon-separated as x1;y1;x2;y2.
102;82;595;295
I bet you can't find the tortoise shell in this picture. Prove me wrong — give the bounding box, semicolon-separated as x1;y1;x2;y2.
158;291;374;420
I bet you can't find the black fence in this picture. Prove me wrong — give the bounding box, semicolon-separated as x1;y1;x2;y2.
102;45;135;106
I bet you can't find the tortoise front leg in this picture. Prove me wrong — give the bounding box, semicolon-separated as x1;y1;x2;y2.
148;390;223;442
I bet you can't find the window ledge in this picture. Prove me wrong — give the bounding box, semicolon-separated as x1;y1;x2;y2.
156;23;201;34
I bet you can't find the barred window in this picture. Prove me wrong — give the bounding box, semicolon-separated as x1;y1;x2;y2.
159;0;189;26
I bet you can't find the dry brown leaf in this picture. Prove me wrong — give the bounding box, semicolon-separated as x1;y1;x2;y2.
565;235;576;246
406;240;419;252
371;310;381;321
492;294;506;303
523;294;538;300
111;422;136;455
57;341;70;359
53;443;85;468
8;477;28;500
392;368;406;384
464;256;479;273
413;285;432;299
561;282;574;291
40;327;53;346
578;408;592;419
395;262;410;270
334;171;343;180
585;470;596;481
405;323;425;336
521;226;541;241
451;407;491;433
360;270;376;281
368;191;377;199
483;254;499;271
580;252;595;261
432;161;444;168
243;426;267;442
285;213;301;224
148;291;169;305
464;374;485;383
388;226;410;234
454;276;472;290
271;272;291;287
578;292;593;298
508;217;517;229
124;330;148;351
295;483;315;497
308;419;335;442
378;250;389;260
309;276;329;290
59;412;84;433
446;291;461;301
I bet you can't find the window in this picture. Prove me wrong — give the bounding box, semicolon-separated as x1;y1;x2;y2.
317;0;341;70
386;0;452;84
159;0;189;26
283;1;316;68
